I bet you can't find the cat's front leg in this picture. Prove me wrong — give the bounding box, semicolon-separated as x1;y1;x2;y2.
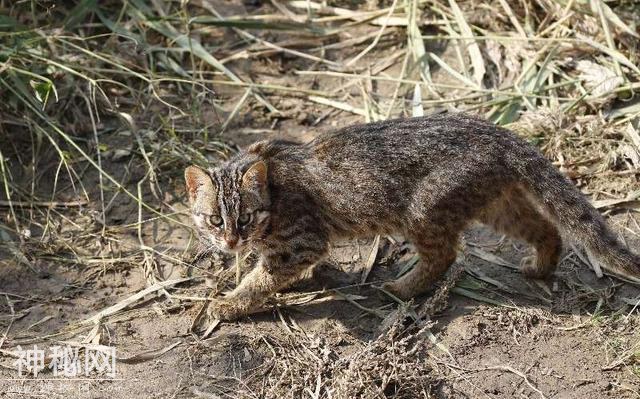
207;253;320;320
206;297;246;321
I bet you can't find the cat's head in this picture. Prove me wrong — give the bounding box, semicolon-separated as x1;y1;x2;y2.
184;161;270;253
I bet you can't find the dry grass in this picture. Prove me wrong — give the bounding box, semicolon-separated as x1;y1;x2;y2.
1;0;640;397
208;267;464;398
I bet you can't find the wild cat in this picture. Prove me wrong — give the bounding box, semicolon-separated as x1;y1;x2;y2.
185;113;640;320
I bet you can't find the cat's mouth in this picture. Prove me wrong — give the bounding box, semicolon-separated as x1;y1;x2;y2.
211;236;246;254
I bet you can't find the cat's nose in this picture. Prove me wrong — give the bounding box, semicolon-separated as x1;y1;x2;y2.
225;236;238;249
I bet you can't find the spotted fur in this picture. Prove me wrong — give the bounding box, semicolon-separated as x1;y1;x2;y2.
185;113;640;320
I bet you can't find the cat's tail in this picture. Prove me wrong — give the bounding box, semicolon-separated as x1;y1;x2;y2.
516;147;640;281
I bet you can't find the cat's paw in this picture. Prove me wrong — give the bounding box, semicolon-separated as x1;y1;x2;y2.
520;255;548;279
206;297;245;321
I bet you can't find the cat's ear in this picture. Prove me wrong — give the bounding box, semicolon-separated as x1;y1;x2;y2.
185;166;212;204
242;161;267;190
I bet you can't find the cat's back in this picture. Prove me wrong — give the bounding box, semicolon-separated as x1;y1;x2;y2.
247;113;511;168
305;113;512;169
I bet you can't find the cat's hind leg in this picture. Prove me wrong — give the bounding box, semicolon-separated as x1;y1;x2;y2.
477;185;562;279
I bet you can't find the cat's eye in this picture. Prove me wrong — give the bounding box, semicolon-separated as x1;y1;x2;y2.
209;215;223;227
238;213;252;225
